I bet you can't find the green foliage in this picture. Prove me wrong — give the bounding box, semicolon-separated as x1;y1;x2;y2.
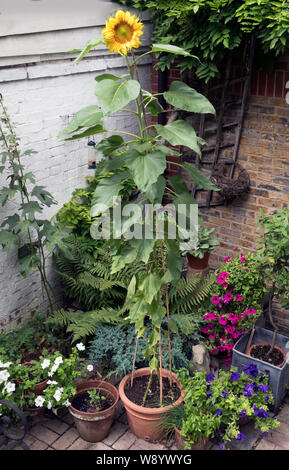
88;324;191;377
257;207;289;309
176;366;279;448
118;0;289;81
87;388;106;410
0;97;66;312
183;225;219;258
0;313;69;363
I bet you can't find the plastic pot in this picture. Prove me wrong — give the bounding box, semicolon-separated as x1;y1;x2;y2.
174;427;209;450
69;379;119;443
119;367;184;441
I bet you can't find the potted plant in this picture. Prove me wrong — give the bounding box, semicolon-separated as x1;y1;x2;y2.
59;9;218;441
201;250;266;365
161;365;279;450
184;225;219;275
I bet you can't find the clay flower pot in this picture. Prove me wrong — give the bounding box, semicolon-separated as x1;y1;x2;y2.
119;367;185;441
69;379;119;443
174;427;208;450
248;342;286;368
187;252;210;278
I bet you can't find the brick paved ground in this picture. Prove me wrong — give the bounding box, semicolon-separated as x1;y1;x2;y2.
2;396;289;450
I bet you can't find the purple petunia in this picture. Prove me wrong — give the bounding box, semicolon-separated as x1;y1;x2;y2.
230;371;241;382
243;363;259;378
219;444;226;450
243;384;255;398
237;433;245;441
215;409;223;416
206;374;215;383
259;385;269;393
221;390;229;398
253;405;268;418
239;410;247;418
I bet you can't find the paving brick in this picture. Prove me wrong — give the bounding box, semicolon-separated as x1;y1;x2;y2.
45;418;70;435
62;413;75;425
29;439;49;450
102;422;128;446
129;439;166;451
112;430;136;450
255;439;275;450
29;424;59;445
89;442;114;451
52;427;79;450
68;437;91;450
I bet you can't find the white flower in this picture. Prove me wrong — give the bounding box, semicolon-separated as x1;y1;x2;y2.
54;356;63;366
35;396;45;408
53;387;64;402
76;343;85;351
47;380;58;385
4;382;15;395
0;370;10;384
41;359;50;370
48;364;59;377
64;400;71;407
87;365;93;372
47;401;52;410
0;361;11;368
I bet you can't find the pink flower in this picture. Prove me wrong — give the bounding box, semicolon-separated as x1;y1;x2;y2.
228;313;237;323
221;272;230;278
232;332;240;339
223;282;229;288
235;294;243;302
211;348;218;355
212;296;220;305
241;330;246;335
218;345;226;352
233;247;239;252
202;327;210;334
240;256;246;262
224;293;233;303
223;357;232;365
224;257;231;263
225;326;235;335
219;316;227;326
242;310;247;318
225;343;234;350
209;333;216;339
247;308;256;315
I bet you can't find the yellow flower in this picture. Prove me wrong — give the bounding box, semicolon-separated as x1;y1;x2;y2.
102;10;144;55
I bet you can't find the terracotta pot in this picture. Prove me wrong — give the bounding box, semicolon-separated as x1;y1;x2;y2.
69;379;119;443
21;362;48;395
248;343;286;368
174;427;208;450
187;252;210;270
119;367;185;441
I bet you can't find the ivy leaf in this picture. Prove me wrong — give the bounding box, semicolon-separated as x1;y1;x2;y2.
1;214;20;230
125;147;167;193
142;90;164;115
23;172;36;184
155;120;202;155
58;105;103;137
164;81;215;115
182;162;220;191
0;230;20;253
21;201;42;220
96;135;125;156
95;79;140;115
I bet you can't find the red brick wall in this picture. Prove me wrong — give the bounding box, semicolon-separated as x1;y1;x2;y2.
152;57;289;332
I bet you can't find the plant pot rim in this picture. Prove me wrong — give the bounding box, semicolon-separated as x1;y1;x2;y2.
20;361;48;388
119;367;185;415
69;379;119;418
248;342;286;368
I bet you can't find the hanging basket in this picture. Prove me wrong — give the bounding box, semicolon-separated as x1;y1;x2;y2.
210;159;250;201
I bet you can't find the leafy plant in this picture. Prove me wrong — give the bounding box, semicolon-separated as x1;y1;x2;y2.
0;96;66;313
87;388;106;411
183;225;219;259
175;364;279;449
60;9;219;407
118;0;289;81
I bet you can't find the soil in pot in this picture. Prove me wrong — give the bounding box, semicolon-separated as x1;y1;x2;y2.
249;344;285;367
72;390;114;413
125;374;181;407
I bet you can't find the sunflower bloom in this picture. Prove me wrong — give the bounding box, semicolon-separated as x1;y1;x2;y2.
102;10;144;55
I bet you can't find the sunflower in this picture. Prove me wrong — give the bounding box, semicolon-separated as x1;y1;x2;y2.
102;10;144;55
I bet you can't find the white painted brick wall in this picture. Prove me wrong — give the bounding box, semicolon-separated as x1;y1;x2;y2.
0;44;152;331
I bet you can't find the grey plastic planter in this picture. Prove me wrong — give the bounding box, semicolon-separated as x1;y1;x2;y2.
232;326;289;413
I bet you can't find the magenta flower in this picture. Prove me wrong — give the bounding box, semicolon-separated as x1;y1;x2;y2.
224;292;233;303
247;308;256;315
235;294;243;302
233;247;239;252
225;343;234;350
225;326;235;335
202;327;210;334
218;345;226;352
219;316;227;326
209;333;216;339
240;256;246;262
232;332;240;339
212;296;220;305
224;257;231;263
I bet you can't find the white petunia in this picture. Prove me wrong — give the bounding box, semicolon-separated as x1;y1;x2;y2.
76;343;85;351
4;382;15;395
47;401;52;410
47;380;58;385
87;365;93;372
53;387;64;402
64;400;71;407
35;396;45;408
54;356;63;366
48;364;59;377
0;370;10;384
0;361;12;368
41;359;50;370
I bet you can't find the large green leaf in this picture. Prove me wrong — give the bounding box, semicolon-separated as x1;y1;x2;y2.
125;147;167;193
145;175;166;204
164;81;215;115
151;44;197;58
90;171;130;216
182;162;220;191
155;120;202;155
58;106;103;137
96;135;125;156
71;36;105;63
95;73;120;83
95;79;140;115
0;230;20;253
21;201;42;221
111;244;139;274
142;90;164;116
64;124;106;141
130;238;156;264
168;175;189;195
139;273;162;304
162;240;183;283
